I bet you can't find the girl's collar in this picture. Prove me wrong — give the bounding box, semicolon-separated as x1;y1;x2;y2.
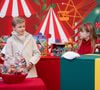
83;38;91;42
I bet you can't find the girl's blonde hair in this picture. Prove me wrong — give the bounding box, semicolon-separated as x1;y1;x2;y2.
12;17;25;27
79;23;97;53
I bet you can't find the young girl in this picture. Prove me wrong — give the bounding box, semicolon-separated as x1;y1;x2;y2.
77;23;97;54
1;17;41;78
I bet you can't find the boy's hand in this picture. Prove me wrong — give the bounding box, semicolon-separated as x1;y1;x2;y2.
8;66;17;74
17;67;26;73
27;62;33;71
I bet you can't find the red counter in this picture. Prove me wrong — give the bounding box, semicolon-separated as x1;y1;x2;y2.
36;56;60;90
0;78;46;90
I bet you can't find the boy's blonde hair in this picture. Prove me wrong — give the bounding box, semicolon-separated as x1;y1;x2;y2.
12;17;25;27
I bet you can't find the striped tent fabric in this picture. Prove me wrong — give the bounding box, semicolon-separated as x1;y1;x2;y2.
35;8;71;45
0;0;35;18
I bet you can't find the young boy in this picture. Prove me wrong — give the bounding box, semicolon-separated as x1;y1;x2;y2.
2;17;41;78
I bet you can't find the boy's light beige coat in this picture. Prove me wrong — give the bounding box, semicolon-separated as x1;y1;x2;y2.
4;31;41;78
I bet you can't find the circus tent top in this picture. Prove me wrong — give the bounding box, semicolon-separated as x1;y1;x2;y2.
0;0;35;18
35;8;71;45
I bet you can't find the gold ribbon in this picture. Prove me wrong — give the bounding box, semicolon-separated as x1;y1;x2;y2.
95;58;100;90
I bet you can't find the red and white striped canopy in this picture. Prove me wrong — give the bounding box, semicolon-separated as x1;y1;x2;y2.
0;0;35;18
35;8;71;45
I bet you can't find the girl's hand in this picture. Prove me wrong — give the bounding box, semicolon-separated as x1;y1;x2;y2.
95;44;100;48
